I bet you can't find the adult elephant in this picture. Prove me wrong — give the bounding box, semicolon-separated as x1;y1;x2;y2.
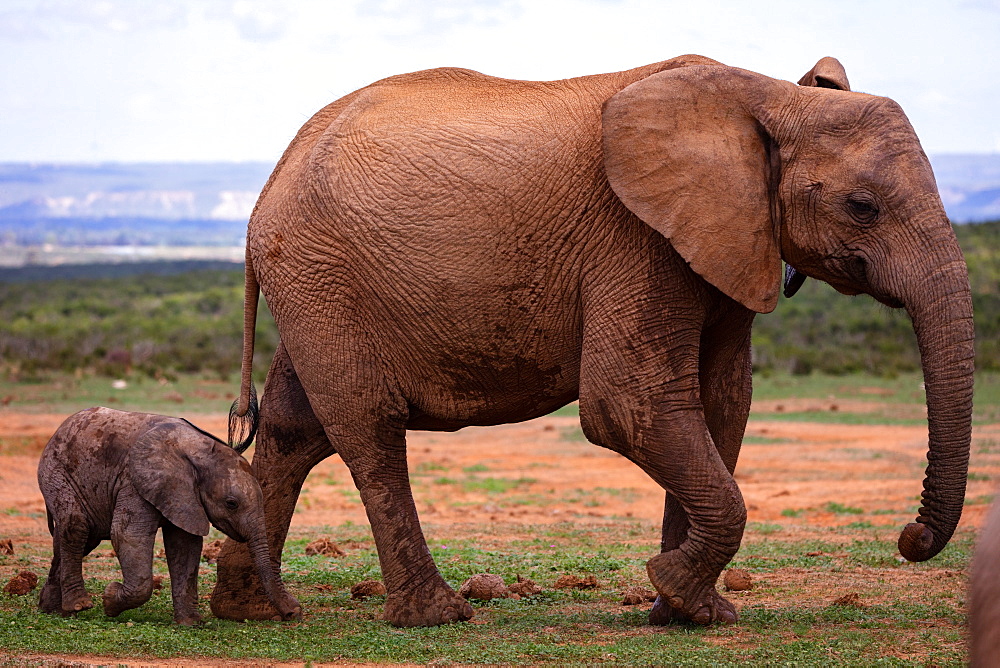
212;55;974;627
970;494;1000;665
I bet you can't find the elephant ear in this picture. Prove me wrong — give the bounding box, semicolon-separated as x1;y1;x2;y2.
129;421;210;536
602;65;793;313
797;56;850;91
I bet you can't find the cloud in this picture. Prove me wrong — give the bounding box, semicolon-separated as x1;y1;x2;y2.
0;1;188;39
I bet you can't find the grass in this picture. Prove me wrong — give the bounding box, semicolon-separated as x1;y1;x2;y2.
0;372;237;416
0;522;973;665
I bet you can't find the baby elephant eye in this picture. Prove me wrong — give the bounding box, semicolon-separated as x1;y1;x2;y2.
225;498;240;511
846;196;879;224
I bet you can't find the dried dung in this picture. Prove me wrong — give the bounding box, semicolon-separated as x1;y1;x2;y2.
459;573;510;600
3;571;38;596
723;568;753;592
305;538;345;557
351;580;387;599
553;574;598;589
621;585;658;605
202;539;224;563
508;574;542;598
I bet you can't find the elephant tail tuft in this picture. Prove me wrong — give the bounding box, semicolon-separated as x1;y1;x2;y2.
229;382;259;454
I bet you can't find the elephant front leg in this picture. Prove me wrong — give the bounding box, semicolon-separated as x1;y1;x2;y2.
104;505;157;618
162;524;203;625
644;410;745;625
650;312;753;625
582;393;745;625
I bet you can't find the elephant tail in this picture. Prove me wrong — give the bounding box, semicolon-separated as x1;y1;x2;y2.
229;251;260;454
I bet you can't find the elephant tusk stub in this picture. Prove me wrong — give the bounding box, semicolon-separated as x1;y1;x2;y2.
783;264;807;298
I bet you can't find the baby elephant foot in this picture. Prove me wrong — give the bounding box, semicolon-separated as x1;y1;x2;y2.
646;552;738;626
60;591;94;616
102;581;150;618
383;579;474;627
38;583;63;615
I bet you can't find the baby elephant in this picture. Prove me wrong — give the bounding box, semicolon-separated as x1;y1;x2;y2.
37;407;301;625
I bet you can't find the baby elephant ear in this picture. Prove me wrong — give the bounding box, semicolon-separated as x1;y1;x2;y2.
797;56;850;91
130;421;210;536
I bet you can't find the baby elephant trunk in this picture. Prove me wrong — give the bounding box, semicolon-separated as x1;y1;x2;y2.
246;521;301;621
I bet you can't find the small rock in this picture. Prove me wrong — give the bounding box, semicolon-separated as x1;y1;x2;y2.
508;575;542;598
459;573;510;601
553;574;598;590
621;586;658;606
305;538;345;557
351;580;387;599
3;571;38;596
151;575;165;591
0;539;13;555
723;568;753;592
202;539;225;563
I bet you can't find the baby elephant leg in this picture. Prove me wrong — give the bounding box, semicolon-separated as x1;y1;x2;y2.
104;524;157;618
51;506;95;615
162;524;203;625
38;535;64;614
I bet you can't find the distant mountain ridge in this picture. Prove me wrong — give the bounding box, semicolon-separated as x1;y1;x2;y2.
0;162;272;222
0;156;997;246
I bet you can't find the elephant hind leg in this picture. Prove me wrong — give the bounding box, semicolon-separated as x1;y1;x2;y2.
38;536;63;614
49;501;95;615
212;342;335;621
334;400;473;627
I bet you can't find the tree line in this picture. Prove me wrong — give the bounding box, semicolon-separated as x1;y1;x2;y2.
1;221;998;380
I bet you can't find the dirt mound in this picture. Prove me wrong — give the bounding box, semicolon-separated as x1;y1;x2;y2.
3;571;38;596
304;538;345;557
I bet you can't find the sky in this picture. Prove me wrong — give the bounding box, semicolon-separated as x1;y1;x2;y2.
2;0;999;163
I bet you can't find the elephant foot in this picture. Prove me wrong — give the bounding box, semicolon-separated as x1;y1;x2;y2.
60;590;93;616
646;551;738;626
383;578;474;628
210;580;283;621
173;611;203;626
648;595;688;625
102;581;143;618
272;591;304;622
38;583;63;615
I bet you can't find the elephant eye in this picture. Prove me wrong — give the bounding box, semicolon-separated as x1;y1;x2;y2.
846;195;879;224
225;498;239;511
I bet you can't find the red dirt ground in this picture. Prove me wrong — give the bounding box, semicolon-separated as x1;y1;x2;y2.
2;404;998;667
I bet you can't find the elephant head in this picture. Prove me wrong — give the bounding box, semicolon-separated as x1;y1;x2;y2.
602;60;973;562
130;421;300;618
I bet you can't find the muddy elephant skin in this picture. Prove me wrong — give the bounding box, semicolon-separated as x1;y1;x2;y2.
37;407;300;624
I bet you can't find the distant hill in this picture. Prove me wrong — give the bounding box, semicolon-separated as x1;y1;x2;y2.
0;155;997;249
0;162;272;247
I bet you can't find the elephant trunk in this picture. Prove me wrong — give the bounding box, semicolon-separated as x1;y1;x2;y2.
897;230;975;562
246;519;300;620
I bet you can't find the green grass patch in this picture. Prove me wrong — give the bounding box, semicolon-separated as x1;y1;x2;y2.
0;522;974;665
824;502;865;515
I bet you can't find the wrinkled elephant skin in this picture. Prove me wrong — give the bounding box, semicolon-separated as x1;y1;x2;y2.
212;55;974;628
37;407;300;624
